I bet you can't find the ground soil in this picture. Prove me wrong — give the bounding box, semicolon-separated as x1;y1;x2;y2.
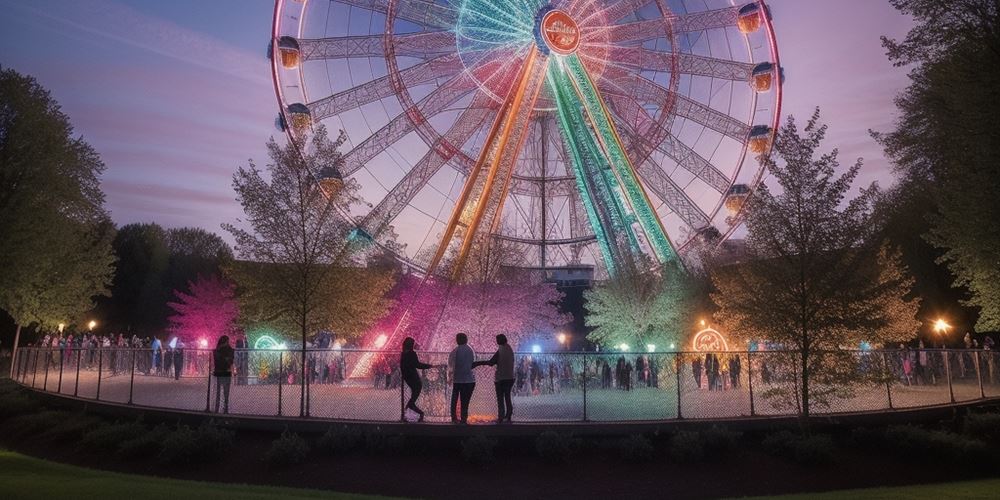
2;421;997;500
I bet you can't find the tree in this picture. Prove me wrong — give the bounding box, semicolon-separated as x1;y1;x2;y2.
0;68;115;371
876;0;1000;331
584;269;700;351
710;110;921;417
166;274;239;346
223;127;394;415
99;223;171;335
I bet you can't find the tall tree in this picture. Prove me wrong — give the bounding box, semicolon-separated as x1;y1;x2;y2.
710;110;921;417
876;0;1000;331
0;68;115;371
223;127;394;415
166;274;239;345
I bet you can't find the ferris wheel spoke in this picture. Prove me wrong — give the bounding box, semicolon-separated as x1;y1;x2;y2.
298;31;455;61
358;93;497;239
604;5;740;44
590;48;755;81
331;0;457;31
306;53;464;121
602;68;750;141
607;93;731;194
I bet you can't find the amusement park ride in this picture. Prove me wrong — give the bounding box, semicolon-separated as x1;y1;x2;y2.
268;0;783;356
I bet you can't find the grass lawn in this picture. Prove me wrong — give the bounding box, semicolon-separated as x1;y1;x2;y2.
0;449;400;500
748;479;1000;499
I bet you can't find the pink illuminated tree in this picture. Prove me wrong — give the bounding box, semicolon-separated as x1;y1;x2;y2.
167;274;240;346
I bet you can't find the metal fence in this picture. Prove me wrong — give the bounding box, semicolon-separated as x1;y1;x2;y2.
12;347;1000;422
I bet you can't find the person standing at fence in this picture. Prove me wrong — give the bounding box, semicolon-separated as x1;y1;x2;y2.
473;334;515;424
448;333;476;424
234;335;247;386
400;337;437;422
213;336;235;414
172;339;185;380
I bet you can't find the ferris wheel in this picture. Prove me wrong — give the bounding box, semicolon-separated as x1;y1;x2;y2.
269;0;782;279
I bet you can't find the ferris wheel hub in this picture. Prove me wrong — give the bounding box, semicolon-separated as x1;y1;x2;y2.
536;8;580;55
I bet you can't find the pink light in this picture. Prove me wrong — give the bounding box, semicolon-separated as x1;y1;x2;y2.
198;338;208;348
373;334;388;349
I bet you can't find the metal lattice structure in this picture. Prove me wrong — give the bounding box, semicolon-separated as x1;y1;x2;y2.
270;0;783;278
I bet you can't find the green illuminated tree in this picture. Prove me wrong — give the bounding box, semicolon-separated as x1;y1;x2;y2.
0;68;115;372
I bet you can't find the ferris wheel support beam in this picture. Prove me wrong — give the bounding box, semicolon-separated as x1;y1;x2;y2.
298;31;454;61
608;94;731;194
331;0;456;30
607;6;739;44
306;53;464;121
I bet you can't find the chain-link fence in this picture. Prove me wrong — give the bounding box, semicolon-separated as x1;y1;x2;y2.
12;347;1000;422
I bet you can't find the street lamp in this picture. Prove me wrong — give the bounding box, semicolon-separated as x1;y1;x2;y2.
57;323;65;333
88;320;97;331
934;318;951;347
557;332;568;350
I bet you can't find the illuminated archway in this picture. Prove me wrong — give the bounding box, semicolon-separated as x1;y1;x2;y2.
692;327;729;352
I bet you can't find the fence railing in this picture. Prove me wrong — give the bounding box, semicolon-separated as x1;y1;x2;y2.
12;347;1000;422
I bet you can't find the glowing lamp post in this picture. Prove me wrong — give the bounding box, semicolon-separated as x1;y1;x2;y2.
934;318;951;347
58;323;65;333
557;332;568;350
88;320;97;332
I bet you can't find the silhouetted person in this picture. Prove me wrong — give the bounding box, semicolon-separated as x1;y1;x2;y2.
448;333;475;423
400;337;436;422
172;340;184;380
473;334;515;423
213;335;235;413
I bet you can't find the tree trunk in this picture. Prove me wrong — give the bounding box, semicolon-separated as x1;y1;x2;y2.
9;324;22;378
800;330;810;421
300;317;307;417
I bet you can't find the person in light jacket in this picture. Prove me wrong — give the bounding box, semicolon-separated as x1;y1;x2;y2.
473;334;515;423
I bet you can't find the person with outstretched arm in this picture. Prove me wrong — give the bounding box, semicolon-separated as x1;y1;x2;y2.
473;334;515;423
400;336;439;422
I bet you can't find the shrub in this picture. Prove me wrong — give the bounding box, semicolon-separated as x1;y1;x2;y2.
461;435;496;465
619;434;655;463
668;431;704;463
0;392;42;421
5;411;71;438
265;429;310;466
158;422;234;465
884;425;989;464
963;413;1000;447
118;424;171;459
38;414;104;443
702;426;742;453
363;428;405;455
79;420;147;452
317;425;363;455
535;431;580;463
761;431;835;465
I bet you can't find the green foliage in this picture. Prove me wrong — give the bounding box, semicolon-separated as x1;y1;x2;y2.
80;421;147;452
702;425;742;453
0;391;41;421
963;412;1000;447
0;67;115;338
117;424;170;459
883;425;989;464
265;429;310;466
316;425;364;455
668;430;704;462
5;411;71;438
38;414;104;443
617;434;655;463
362;428;405;455
585;269;701;349
157;421;234;465
535;431;580;462
876;1;1000;330
460;435;496;465
761;430;836;465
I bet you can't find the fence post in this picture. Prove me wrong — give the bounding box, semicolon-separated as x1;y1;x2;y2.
305;351;311;418
400;367;406;422
747;351;755;416
675;353;683;419
582;353;588;422
74;349;82;396
42;350;51;391
96;349;103;401
975;351;985;399
205;350;213;413
881;351;894;410
31;349;39;388
126;350;136;404
278;351;283;417
944;350;955;403
57;348;65;393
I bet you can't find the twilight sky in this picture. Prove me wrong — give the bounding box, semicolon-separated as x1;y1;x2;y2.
0;0;914;238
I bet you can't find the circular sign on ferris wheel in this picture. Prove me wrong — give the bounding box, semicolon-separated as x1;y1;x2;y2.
540;10;580;55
